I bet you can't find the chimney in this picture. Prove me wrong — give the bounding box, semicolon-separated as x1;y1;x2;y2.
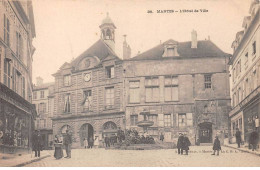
36;77;43;86
191;30;197;48
123;35;131;60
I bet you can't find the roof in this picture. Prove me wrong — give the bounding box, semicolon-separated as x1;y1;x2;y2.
100;13;115;26
130;39;228;60
33;82;55;90
70;39;118;67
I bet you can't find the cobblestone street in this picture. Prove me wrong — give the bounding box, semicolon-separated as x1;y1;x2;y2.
25;146;260;167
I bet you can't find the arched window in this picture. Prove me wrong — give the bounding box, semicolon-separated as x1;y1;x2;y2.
106;29;112;39
103;121;117;130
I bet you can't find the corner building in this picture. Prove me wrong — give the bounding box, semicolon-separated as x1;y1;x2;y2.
229;0;260;146
123;33;231;145
52;14;124;148
0;0;36;153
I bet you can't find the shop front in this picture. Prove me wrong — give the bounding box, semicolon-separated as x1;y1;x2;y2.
0;83;36;154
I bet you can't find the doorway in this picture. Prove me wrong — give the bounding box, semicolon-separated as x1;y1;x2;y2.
79;123;94;147
199;122;212;143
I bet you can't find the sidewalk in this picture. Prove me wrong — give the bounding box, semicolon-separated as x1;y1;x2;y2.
224;143;260;157
0;150;51;167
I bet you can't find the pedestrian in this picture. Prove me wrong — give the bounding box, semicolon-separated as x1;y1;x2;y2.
110;136;114;146
83;138;88;149
32;130;42;157
177;133;184;155
105;135;110;148
89;136;94;148
249;130;259;151
94;136;99;148
182;134;191;155
54;135;63;159
160;133;164;142
212;136;221;156
235;128;242;148
64;130;72;158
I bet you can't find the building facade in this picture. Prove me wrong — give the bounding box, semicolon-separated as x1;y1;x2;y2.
0;0;36;153
229;0;260;145
123;32;231;145
52;14;125;148
32;77;54;150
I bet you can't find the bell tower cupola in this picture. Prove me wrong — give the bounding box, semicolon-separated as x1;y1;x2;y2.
100;13;116;51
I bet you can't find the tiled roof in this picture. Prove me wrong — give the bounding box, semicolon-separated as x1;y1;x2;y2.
130;39;229;60
70;39;118;67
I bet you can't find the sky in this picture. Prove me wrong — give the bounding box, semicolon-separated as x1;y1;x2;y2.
31;0;252;83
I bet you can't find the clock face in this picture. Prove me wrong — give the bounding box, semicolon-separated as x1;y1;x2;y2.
84;73;91;82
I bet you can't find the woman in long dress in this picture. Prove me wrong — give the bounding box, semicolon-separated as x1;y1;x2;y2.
83;138;88;149
54;135;64;159
94;136;99;148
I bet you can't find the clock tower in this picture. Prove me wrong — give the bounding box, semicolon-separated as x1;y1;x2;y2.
99;13;116;52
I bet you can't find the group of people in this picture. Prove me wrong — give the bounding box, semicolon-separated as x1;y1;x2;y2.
177;133;191;155
53;130;72;159
235;128;259;151
83;137;94;149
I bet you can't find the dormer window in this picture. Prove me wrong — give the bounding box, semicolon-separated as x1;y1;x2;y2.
162;42;179;57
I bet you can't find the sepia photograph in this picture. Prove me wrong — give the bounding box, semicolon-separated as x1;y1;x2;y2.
0;0;259;167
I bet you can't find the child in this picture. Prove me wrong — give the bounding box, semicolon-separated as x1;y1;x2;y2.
212;136;221;156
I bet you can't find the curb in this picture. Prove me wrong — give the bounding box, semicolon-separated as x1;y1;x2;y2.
13;154;51;167
224;145;260;157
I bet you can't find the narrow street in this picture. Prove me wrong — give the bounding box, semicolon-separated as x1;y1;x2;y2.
25;146;260;167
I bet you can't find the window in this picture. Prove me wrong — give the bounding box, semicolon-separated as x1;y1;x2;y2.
129;81;140;103
105;87;114;109
164;114;171;127
130;115;138;126
148;115;158;126
40;91;45;98
253;70;257;90
204;74;212;89
148;128;158;136
237;60;241;74
164;76;179;101
38;103;47;114
4;59;11;88
64;94;71;113
16;32;23;59
40;119;46;129
145;77;159;102
82;90;92;111
167;48;175;56
232;122;236;136
178;113;186;127
4;14;10;46
245;52;248;60
64;75;71;86
252;41;256;55
22;76;25;98
106;66;115;78
33;91;37;99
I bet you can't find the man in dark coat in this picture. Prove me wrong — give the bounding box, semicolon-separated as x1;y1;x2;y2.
160;133;164;142
104;136;110;148
182;134;191;155
64;130;72;158
177;133;184;155
249;130;259;151
235;128;242;148
32;130;42;157
212;136;221;156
